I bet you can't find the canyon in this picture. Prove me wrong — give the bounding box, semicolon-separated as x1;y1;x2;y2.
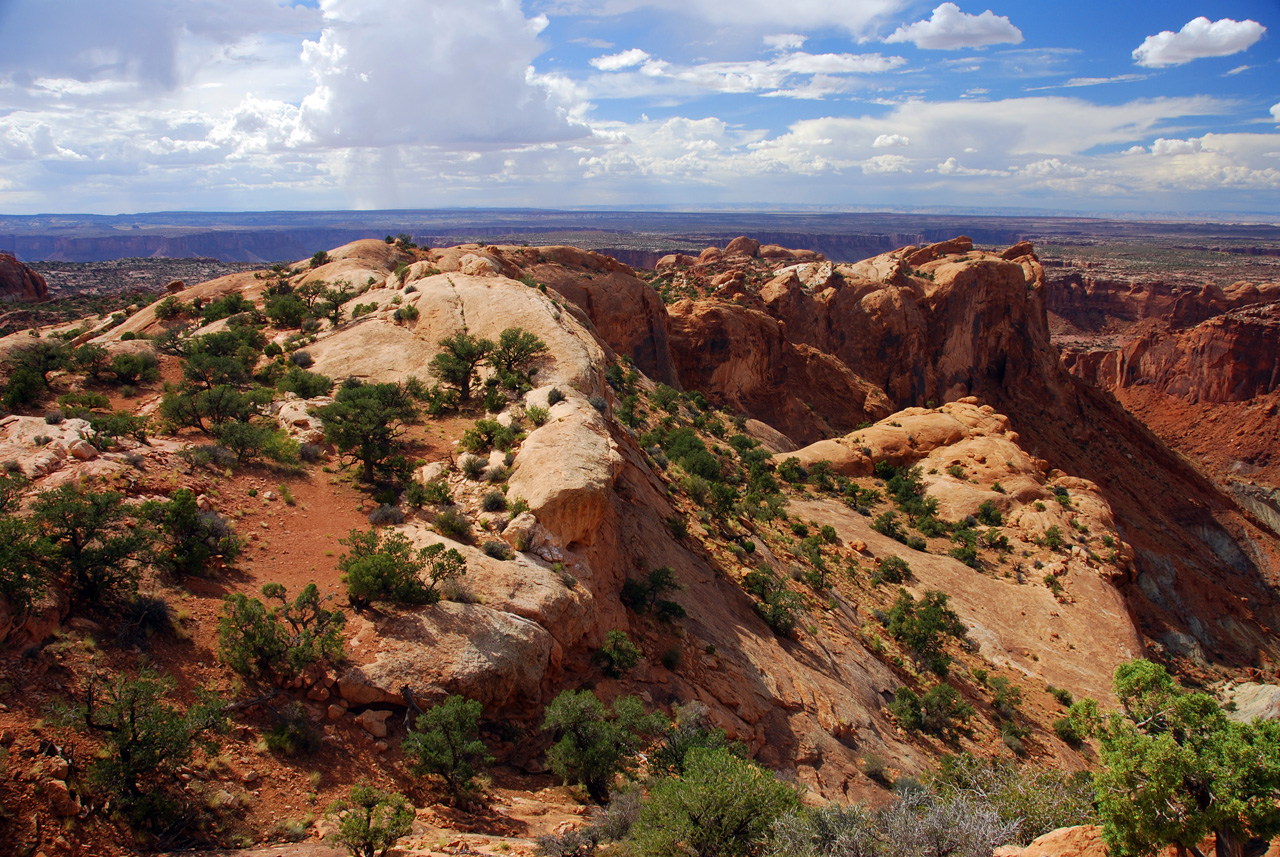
0;232;1277;856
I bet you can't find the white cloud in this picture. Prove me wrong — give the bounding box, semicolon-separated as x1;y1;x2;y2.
862;154;911;173
572;49;906;101
584;0;909;38
884;3;1023;50
293;0;582;149
1058;74;1147;88
590;48;651;71
1272;103;1280;124
1151;137;1203;156
1225;65;1252;76
1133;17;1266;68
0;0;319;90
764;34;806;52
935;156;1007;176
873;133;910;147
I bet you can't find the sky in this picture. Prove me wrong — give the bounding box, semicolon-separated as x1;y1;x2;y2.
0;0;1277;216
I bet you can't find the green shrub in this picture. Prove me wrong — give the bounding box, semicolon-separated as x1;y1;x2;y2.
649;700;744;777
928;753;1096;844
217;582;345;680
265;702;323;757
339;529;465;609
0;513;50;614
989;675;1023;719
526;405;550;426
460;454;486;479
743;570;803;634
109;351;160;385
56;669;227;830
148;488;243;577
31;483;153;607
434;508;472;542
874;555;912;585
593;629;642;678
777;457;808;484
872;510;906;542
430;332;493;401
542;690;665;803
402;695;492;801
200;292;255;324
976;500;1003;526
215;420;298;465
277;366;334;398
482;539;514;561
883;588;967;676
1042;525;1064;551
488;327;548;388
631;748;801;857
891;684;974;738
768;789;1019;857
327;785;413;857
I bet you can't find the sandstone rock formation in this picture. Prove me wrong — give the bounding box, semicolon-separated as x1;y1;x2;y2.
0;253;48;303
1063;302;1280;404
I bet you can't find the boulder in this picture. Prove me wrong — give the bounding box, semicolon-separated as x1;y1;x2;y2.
338;601;557;711
273;396;333;445
1017;826;1108;857
0;253;48;303
508;392;624;550
355;709;393;739
724;236;761;258
44;779;80;817
1225;682;1280;723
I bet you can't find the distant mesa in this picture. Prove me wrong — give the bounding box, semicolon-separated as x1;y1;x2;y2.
0;253;48;303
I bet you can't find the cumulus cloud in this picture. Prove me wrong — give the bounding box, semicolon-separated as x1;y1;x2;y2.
1133;17;1266;68
862;154;911;173
873;133;910;147
884;3;1023;50
591;0;909;38
293;0;581;149
764;34;806;52
1272;103;1280;124
590;49;651;71
1151;137;1203;157
573;49;906;101
0;0;319;89
935;156;1008;176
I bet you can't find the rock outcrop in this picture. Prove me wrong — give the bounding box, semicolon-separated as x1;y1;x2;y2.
557;237;1280;671
0;254;48;303
1063;302;1280;404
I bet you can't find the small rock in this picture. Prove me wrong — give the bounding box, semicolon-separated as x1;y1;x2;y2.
68;440;97;461
307;684;331;702
327;704;346;721
45;779;80;817
356;709;393;739
241;770;260;784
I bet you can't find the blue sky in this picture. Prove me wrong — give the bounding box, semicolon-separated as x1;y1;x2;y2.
0;0;1276;216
